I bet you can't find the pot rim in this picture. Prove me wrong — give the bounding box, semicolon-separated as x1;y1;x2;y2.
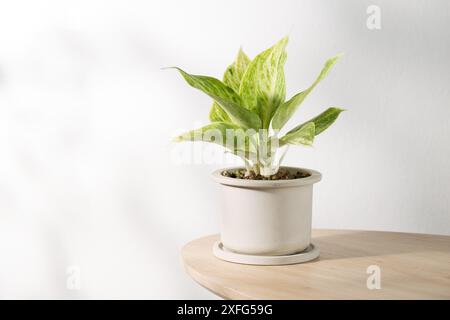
211;166;322;189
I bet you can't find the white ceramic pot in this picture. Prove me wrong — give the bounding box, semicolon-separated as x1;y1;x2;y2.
212;167;321;256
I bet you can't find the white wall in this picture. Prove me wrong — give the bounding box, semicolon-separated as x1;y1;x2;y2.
0;0;449;299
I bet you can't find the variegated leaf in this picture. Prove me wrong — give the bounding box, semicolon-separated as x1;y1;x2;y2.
271;54;342;130
223;48;251;92
239;37;288;128
280;122;315;146
286;107;345;137
209;103;230;122
173;67;261;129
210;48;251;123
173;122;240;144
174;122;256;158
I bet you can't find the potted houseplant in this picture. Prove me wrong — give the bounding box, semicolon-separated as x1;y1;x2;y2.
171;37;344;261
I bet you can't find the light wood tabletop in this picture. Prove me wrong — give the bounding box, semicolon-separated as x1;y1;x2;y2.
181;229;450;299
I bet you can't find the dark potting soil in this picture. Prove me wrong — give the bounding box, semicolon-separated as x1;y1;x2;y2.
221;167;311;180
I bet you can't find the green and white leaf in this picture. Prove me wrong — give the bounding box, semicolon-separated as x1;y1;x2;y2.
174;122;241;145
239;37;288;128
209;103;230;122
174;122;256;159
173;67;261;129
210;48;251;123
271;54;342;130
223;48;251;92
286;107;345;137
280;122;315;146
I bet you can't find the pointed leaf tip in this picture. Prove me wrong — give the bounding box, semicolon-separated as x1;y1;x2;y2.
286;107;345;137
239;37;289;128
172;135;183;142
271;54;342;130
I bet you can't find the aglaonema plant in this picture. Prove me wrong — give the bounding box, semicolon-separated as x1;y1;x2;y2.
171;37;344;177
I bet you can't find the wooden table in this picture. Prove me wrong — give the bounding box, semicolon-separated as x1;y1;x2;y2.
181;229;450;299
